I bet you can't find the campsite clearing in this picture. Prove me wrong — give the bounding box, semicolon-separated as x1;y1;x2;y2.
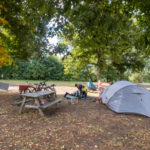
0;84;150;150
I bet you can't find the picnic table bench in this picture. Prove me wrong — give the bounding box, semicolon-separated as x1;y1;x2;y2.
19;91;62;116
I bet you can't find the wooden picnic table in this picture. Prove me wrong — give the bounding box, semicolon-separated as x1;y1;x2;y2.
19;91;62;116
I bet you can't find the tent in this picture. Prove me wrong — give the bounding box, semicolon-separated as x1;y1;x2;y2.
100;80;150;117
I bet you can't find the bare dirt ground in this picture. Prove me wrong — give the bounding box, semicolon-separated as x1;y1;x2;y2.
0;85;150;150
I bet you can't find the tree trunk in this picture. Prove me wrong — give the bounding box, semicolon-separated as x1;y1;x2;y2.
118;69;121;80
97;52;101;81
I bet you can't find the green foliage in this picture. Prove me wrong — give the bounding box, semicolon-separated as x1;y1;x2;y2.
0;56;64;80
24;60;45;80
127;0;150;54
59;0;146;81
63;55;97;81
40;57;64;80
1;0;150;82
0;0;57;60
101;66;118;82
129;72;144;83
129;59;150;83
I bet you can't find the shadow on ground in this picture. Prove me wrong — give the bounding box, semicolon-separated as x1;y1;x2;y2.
0;91;150;150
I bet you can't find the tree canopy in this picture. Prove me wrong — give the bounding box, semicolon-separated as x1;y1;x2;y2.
0;0;57;60
0;45;12;67
57;0;149;80
1;0;150;81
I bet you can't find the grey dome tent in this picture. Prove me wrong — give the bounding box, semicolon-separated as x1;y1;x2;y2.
100;80;150;117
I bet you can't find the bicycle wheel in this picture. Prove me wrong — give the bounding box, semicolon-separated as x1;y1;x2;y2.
44;87;57;98
23;86;35;93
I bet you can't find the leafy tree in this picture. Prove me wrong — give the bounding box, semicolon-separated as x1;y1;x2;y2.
1;0;150;82
58;0;139;81
124;0;150;58
0;45;12;67
63;55;97;81
0;0;57;61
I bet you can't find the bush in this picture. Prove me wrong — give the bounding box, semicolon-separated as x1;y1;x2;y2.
129;72;144;83
0;56;64;80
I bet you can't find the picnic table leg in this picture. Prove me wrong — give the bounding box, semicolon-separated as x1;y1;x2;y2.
51;93;56;100
55;102;58;108
35;99;44;116
19;97;26;114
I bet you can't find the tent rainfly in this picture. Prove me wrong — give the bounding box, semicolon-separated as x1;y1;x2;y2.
100;80;150;117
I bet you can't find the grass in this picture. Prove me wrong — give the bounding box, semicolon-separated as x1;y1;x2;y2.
0;79;89;87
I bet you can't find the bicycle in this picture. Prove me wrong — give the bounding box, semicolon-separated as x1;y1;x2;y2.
20;81;56;95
